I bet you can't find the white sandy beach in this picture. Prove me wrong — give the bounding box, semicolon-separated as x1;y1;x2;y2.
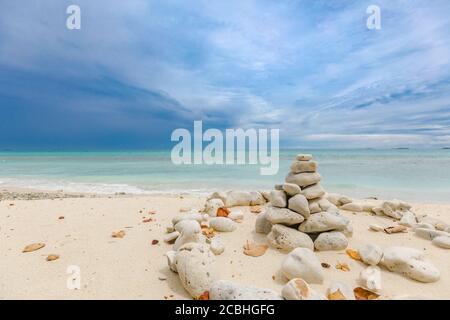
1;189;449;300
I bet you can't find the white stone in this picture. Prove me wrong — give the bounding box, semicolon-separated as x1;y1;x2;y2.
281;278;326;300
285;172;321;188
399;211;417;227
339;196;353;205
380;246;440;283
166;250;177;273
326;193;342;206
281;248;324;284
298;212;349;233
415;228;448;240
413;223;435;230
282;183;302;196
260;190;272;202
270;190;287;208
210;238;225;255
164;231;180;243
317;198;333;211
209;217;237;232
314;231;348;251
210;280;282;300
288;194;310;218
290;161;317;173
296;154;313;161
265;207;304;225
225;191;265;207
173;220;203;251
359;266;382;292
255;211;272;234
301;184;325;200
267;224;314;252
175;243;218;299
359;244;383;266
339;223;353;237
204;198;225;217
172;213;208;226
432;235;450;249
228;211;244;221
417;215;449;231
308;199;321;214
340;202;363;212
327;282;355;300
369;224;384;232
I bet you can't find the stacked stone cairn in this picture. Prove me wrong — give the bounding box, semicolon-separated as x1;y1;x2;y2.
256;154;352;256
163;153;444;300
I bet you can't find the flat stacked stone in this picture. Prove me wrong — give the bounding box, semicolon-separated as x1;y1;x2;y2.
257;154;350;252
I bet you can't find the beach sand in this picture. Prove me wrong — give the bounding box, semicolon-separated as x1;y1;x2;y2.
1;190;449;300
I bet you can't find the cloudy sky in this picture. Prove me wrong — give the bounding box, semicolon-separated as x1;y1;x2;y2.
1;0;450;149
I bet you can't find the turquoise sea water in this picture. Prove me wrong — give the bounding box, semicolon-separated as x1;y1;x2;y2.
0;149;449;202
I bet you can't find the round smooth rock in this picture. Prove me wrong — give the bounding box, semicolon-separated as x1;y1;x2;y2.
209;217;237;232
164;231;180;243
281;278;326;300
399;211;417;227
282;183;302;196
380;246;440;283
359;266;382;292
266;207;304;226
267;224;314;252
415;228;448;240
255;211;272;234
270;190;287;208
359;244;383;266
298;212;349;233
296;154;313;161
301;184;325;200
210;238;225;255
432;235;450;249
290;161;317;173
228;211;244;221
285;172;321;188
281;248;324;284
340;202;363;212
314;231;348;251
308;199;321;214
210;280;282;300
166;250;177;273
172;213;208;226
175;243;218;299
288;194;310;218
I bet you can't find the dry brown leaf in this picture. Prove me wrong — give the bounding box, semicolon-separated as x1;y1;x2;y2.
250;205;262;213
197;291;209;300
112;230;126;238
201;227;215;239
384;225;407;234
22;243;45;253
346;248;362;261
354;287;380;300
243;241;268;257
327;289;346;300
216;207;230;217
142;218;152;223
46;254;59;261
335;262;350;272
321;262;331;268
151;239;159;245
58;216;65;220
